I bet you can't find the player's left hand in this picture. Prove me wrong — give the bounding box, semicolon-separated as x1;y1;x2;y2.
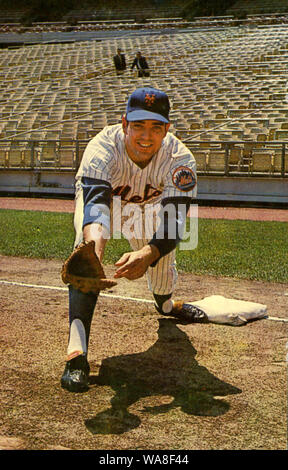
114;245;160;280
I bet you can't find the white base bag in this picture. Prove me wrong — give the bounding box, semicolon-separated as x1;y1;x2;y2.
189;295;268;326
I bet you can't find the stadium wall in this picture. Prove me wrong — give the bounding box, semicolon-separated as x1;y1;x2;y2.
0;169;287;205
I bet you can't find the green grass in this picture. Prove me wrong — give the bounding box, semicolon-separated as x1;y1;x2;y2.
176;218;288;283
0;210;75;260
0;209;287;283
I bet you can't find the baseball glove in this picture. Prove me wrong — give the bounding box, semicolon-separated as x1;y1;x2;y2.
61;240;117;294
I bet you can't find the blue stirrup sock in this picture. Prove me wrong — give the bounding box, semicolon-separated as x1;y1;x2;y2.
67;285;99;360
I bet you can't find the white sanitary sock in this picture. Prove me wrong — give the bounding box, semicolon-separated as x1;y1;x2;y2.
162;299;173;314
67;319;87;360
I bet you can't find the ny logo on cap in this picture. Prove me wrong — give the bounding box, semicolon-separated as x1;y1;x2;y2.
144;93;155;107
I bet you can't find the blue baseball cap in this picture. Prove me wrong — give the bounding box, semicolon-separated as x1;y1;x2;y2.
126;87;170;123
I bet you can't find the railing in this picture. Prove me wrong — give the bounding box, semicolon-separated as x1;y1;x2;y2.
185;140;288;178
0;139;287;178
0;140;88;171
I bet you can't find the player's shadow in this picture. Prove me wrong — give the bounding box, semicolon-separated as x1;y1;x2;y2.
85;318;241;435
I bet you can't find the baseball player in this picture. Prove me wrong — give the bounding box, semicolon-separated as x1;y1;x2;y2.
61;87;208;393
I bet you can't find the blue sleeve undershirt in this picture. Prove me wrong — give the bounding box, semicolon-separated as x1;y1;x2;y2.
81;176;112;229
148;196;192;266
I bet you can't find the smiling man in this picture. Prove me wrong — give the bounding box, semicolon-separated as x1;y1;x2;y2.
123;119;168;168
61;87;208;393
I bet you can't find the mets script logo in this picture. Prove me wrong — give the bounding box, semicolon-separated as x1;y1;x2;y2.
112;183;162;203
145;93;156;107
172;166;196;192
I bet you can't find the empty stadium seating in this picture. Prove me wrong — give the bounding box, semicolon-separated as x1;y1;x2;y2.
0;19;288;177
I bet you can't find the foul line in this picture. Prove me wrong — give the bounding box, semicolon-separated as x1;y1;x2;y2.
0;279;288;323
0;279;154;304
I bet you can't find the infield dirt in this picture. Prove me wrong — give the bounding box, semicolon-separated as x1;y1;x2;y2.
0;254;287;450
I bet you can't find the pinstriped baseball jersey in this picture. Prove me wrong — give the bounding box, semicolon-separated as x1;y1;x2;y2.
74;123;197;295
76;124;197;205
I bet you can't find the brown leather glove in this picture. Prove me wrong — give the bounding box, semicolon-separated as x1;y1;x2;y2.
61;240;117;294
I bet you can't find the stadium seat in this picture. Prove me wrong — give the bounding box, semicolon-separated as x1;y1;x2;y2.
272;151;284;174
192;151;209;172
207;151;227;173
40;143;59;168
8;147;22;167
229;146;243;171
0;146;9;167
250;150;274;174
274;130;288;140
21;147;33;168
58;144;76;168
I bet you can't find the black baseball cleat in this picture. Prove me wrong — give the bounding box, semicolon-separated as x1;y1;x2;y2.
61;354;90;393
156;301;209;323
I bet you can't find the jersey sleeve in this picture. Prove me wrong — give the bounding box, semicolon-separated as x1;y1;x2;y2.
75;127;118;234
148;136;197;265
161;137;197;200
76;126;117;184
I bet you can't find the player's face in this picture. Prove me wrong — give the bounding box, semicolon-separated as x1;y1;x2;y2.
122;117;170;166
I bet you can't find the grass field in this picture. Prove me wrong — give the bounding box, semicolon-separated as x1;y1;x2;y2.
0;208;287;283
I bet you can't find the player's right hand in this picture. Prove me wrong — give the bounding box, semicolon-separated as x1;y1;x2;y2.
114;245;160;280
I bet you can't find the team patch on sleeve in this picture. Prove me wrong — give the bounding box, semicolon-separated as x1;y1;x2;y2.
172;166;196;192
